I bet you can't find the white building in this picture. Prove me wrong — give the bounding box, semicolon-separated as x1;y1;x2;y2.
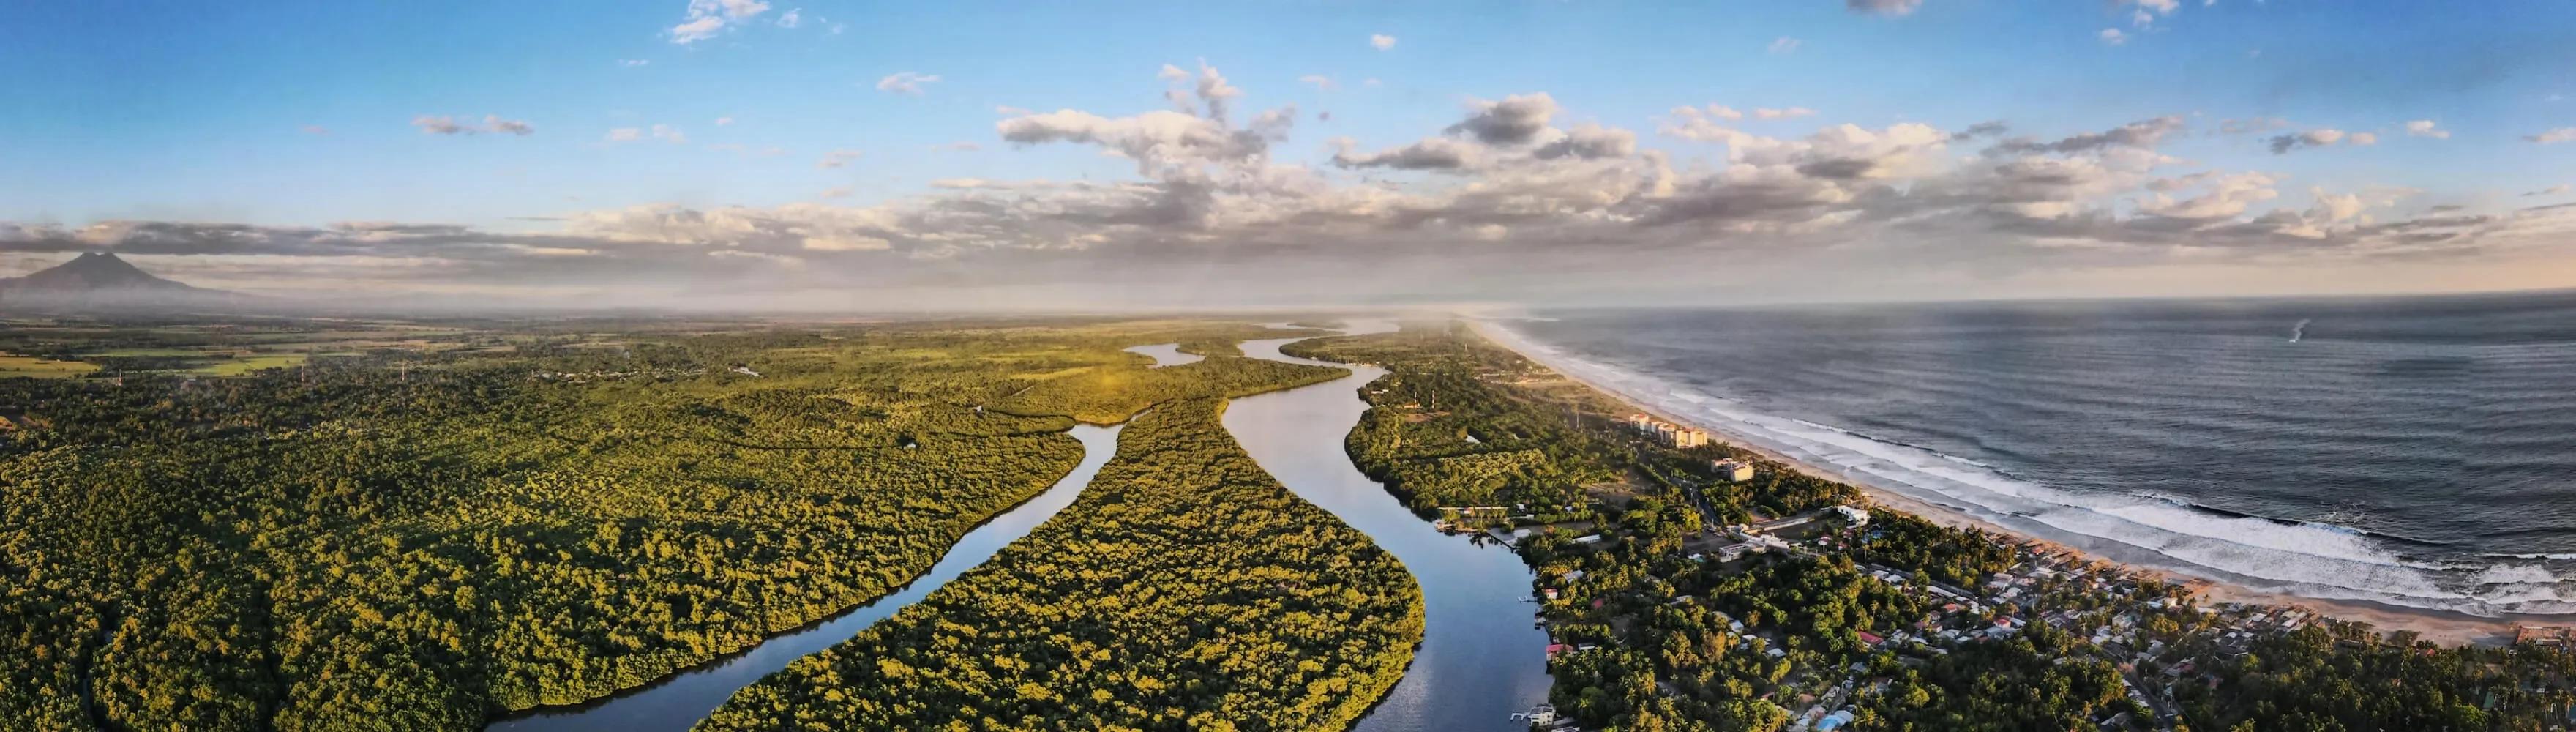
1832;504;1871;528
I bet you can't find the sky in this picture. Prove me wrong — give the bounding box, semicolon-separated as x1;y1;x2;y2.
6;0;2576;310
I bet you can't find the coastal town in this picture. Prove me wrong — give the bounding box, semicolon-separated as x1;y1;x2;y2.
1293;322;2576;731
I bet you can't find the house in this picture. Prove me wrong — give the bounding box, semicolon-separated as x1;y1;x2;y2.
1712;459;1756;482
1716;542;1759;563
1831;505;1871;528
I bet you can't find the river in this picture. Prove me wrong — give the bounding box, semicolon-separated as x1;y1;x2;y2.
1228;323;1554;731
487;325;1549;731
484;422;1125;732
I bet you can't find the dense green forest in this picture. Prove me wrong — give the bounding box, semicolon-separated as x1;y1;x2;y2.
1282;327;1624;517
699;397;1422;732
0;315;1371;731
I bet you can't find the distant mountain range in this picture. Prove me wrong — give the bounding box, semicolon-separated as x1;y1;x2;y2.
0;252;247;310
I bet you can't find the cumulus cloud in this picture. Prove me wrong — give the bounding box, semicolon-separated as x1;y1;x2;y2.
1370;34;1397;51
1848;0;1922;16
875;72;941;94
1298;75;1336;91
619;59;651;67
671;0;771;44
776;8;801;27
1986;116;2184;154
2528;127;2576;144
2404;119;2449;138
2100;29;2127;45
1448;93;1559;146
1768;37;1802;54
2267;127;2374;154
2526;184;2571;197
1332;136;1482;171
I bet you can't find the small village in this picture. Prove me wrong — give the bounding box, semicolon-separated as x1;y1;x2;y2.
1494;410;2576;731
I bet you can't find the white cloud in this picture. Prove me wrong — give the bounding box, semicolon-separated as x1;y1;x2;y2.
876;72;940;94
776;8;801;27
2526;127;2576;144
37;72;2556;309
816;149;863;168
1370;34;1397;51
415;115;533;135
619;59;651;67
715;116;735;126
413;116;467;135
1768;37;1802;54
1847;0;1921;17
1298;75;1337;91
670;0;772;44
2403;119;2449;139
2525;184;2571;197
484;115;534;135
2268;127;2376;154
2099;29;2127;45
1755;107;1817;120
605;124;686;144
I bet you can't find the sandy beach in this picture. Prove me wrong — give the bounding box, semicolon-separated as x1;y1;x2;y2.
1461;319;2531;647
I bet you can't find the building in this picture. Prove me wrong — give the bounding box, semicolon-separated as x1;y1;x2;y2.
1628;413;1653;431
1672;427;1710;448
1832;504;1871;528
1712;459;1755;482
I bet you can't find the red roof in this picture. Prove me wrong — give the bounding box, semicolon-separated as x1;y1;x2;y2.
1855;631;1885;646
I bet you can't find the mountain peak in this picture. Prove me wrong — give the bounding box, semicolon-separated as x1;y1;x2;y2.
6;250;201;294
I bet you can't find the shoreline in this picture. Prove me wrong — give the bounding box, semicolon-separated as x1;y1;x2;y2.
1461;318;2528;648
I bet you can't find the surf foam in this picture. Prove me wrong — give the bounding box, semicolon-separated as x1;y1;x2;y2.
1480;320;2576;618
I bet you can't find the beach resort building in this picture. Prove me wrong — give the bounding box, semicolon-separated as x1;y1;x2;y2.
1712;459;1755;482
1832;505;1871;528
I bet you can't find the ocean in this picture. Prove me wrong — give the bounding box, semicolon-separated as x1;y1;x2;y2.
1494;291;2576;618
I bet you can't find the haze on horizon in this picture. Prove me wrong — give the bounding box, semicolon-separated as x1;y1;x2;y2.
7;0;2576;311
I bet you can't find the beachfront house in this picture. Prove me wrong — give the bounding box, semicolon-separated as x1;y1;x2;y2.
1713;459;1756;482
1832;505;1871;528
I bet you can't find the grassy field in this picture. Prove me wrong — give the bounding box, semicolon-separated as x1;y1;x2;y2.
0;354;100;378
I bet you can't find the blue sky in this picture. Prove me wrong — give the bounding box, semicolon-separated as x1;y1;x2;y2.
6;1;2576;307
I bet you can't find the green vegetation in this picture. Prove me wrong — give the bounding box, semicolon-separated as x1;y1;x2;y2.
701;397;1423;732
0;354;97;378
0;315;1399;732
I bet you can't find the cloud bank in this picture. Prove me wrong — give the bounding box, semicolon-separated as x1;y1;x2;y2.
12;67;2572;310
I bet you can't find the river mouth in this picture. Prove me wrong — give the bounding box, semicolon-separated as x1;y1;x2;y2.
1227;322;1552;731
484;422;1124;732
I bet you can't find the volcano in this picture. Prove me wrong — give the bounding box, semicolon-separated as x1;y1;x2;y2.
1;252;240;310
